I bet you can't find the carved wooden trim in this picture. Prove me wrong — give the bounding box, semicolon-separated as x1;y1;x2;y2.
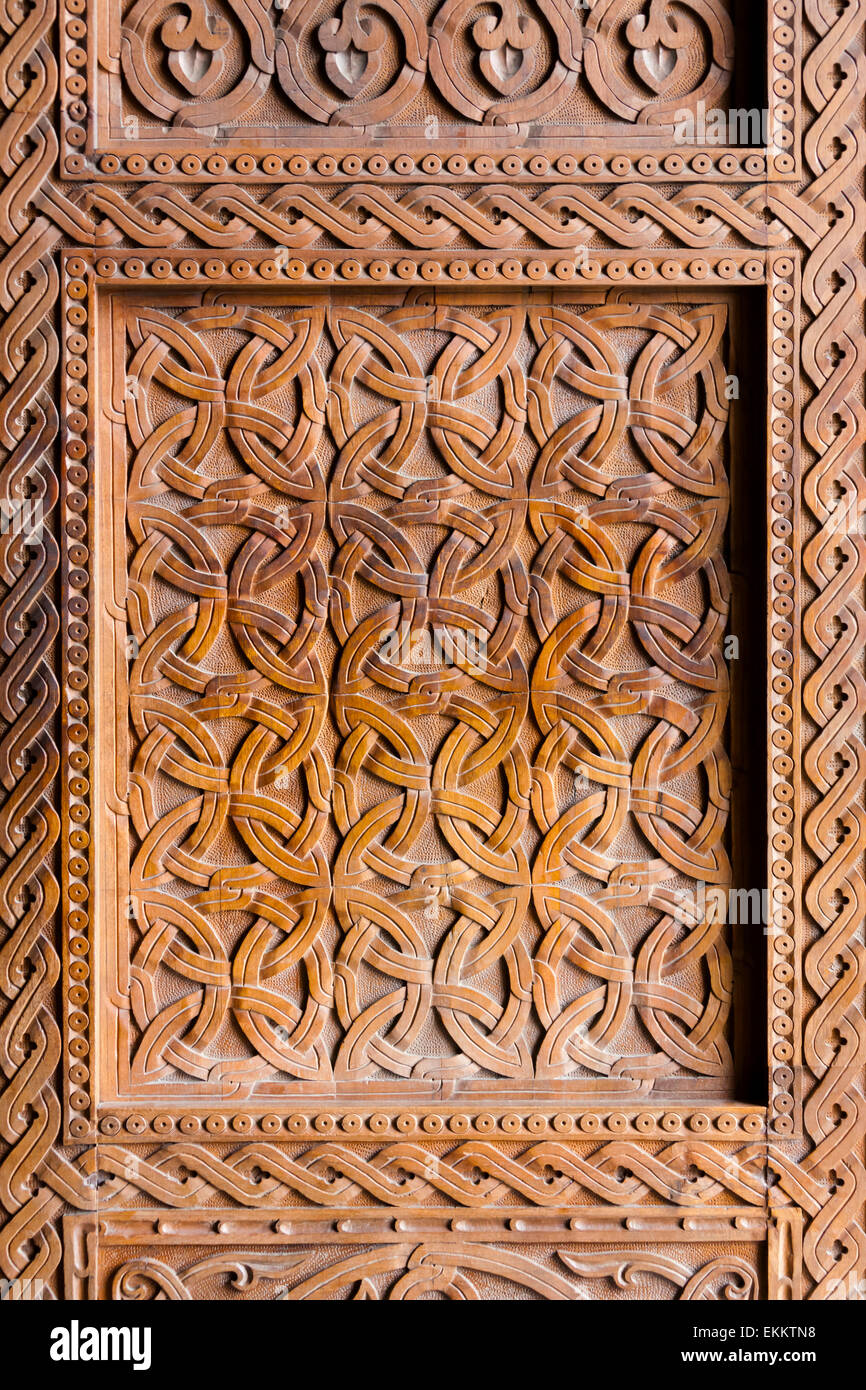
63;1209;767;1300
60;1;798;183
60;251;786;1144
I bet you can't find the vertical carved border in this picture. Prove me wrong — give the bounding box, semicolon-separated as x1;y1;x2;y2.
0;0;64;1294
767;248;802;1140
775;0;866;1298
58;252;92;1143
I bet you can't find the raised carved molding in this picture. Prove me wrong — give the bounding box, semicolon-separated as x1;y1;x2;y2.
60;0;799;181
64;1209;766;1299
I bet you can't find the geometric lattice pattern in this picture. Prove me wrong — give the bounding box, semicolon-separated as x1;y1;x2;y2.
121;294;733;1093
1;0;864;1305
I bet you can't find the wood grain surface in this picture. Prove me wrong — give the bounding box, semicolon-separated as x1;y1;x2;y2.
0;1;862;1302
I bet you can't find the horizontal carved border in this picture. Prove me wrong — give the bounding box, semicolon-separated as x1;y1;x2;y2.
63;1207;771;1299
62;1137;777;1206
55;179;822;260
59;0;800;184
86;249;771;286
88;1108;769;1144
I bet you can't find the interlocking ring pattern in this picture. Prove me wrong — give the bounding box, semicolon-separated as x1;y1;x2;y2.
123;292;732;1091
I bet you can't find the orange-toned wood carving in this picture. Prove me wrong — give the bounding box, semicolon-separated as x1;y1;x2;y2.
104;293;733;1099
0;0;863;1303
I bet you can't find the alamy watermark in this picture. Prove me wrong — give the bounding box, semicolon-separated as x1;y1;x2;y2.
670;882;771;927
1;1275;46;1300
0;497;43;543
673;101;784;149
378;622;488;669
49;1320;152;1371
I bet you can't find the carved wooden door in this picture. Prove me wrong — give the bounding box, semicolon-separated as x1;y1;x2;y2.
0;0;863;1307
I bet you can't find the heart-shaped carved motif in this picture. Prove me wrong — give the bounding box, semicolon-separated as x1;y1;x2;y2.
634;39;685;92
473;2;540;97
480;41;535;97
161;2;230;98
319;2;387;100
324;42;382;97
626;0;696;96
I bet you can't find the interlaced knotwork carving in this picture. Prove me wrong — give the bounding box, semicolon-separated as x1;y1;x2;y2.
527;300;732;1083
124;302;334;1088
116;293;734;1092
0;0;863;1305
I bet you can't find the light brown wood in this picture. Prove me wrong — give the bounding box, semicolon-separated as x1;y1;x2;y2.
0;0;863;1304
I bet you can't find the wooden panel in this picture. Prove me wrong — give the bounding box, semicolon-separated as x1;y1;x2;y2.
63;1210;768;1301
91;287;737;1107
0;1;863;1304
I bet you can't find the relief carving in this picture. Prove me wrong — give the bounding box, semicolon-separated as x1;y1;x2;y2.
0;0;863;1305
111;0;732;135
105;293;735;1096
